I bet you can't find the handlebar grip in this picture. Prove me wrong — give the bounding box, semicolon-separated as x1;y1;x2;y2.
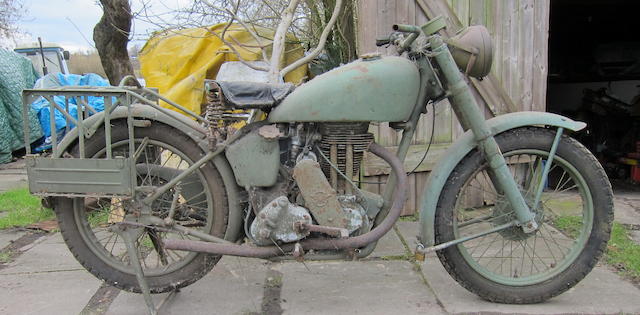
376;38;391;47
392;24;421;34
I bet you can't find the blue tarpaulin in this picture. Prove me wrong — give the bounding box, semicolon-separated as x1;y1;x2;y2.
30;72;110;139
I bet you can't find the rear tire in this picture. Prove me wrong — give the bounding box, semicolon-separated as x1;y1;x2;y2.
54;121;229;293
434;127;613;303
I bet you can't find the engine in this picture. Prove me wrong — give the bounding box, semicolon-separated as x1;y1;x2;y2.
202;79;383;247
247;122;379;246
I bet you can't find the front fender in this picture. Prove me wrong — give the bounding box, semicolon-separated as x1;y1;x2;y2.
418;111;586;247
54;104;244;242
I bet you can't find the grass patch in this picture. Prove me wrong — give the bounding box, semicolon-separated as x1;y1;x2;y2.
606;223;640;280
0;250;12;263
554;215;583;238
264;272;283;287
380;254;412;261
139;235;155;249
542;194;582;217
0;188;54;229
554;215;640;280
87;209;110;228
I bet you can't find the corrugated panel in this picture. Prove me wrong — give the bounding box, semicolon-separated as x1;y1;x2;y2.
356;0;550;215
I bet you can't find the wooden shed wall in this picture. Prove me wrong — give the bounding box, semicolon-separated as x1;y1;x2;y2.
356;0;551;215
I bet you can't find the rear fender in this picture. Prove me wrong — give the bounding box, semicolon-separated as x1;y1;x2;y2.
54;104;243;242
418;111;586;247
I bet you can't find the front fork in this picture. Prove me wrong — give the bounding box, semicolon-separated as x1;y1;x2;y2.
429;35;538;233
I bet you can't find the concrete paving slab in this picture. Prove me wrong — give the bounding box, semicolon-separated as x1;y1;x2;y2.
613;197;640;226
0;159;27;192
0;229;27;249
0;173;27;192
107;256;268;315
612;187;640;200
395;221;439;260
395;220;420;248
368;225;407;258
275;260;445;314
420;258;640;315
0;159;26;170
0;270;101;315
0;235;83;274
40;231;66;245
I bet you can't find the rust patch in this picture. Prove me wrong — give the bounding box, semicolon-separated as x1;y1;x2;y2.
352;64;369;73
292;159;347;229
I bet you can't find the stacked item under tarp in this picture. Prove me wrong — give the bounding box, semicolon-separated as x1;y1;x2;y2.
0;48;41;164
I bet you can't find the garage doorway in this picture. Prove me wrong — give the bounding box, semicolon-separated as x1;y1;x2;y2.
547;0;640;184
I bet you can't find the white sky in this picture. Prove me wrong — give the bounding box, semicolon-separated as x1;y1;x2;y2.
15;0;192;52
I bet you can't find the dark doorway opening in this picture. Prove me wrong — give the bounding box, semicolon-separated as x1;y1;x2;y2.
547;0;640;184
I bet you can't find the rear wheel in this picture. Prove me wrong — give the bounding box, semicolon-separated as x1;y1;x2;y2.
435;127;613;303
54;122;229;293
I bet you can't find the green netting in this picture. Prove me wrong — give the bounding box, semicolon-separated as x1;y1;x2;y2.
0;49;42;164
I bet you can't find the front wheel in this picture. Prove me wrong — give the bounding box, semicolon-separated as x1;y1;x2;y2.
435;127;613;303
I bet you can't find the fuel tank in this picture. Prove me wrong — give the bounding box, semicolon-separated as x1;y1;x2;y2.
267;56;420;123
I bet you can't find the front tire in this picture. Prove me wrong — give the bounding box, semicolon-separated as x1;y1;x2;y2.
434;127;613;303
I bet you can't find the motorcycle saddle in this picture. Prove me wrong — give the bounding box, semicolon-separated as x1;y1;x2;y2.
213;81;295;109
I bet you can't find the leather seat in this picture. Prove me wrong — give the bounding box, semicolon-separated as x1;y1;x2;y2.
214;81;295;109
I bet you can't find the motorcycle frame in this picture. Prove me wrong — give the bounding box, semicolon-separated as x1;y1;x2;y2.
22;29;589;253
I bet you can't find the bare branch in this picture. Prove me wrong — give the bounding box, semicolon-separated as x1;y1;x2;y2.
268;0;301;82
0;0;25;40
280;0;343;78
224;8;269;63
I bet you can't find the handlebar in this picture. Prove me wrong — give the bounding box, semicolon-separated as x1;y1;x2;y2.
376;24;423;51
392;24;421;34
375;17;447;52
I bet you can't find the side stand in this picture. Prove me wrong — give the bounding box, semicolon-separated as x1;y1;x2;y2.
121;228;157;315
117;223;182;314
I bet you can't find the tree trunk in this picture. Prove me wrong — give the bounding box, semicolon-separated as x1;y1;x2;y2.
93;0;134;85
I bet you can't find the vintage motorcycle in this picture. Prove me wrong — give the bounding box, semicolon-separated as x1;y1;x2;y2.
22;17;613;312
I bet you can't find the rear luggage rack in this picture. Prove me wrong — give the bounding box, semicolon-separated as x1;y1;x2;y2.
21;76;206;198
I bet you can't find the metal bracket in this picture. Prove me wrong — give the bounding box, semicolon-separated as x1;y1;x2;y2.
415;221;517;256
532;128;564;211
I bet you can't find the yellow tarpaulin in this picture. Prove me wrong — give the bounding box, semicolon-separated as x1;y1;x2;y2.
139;23;307;115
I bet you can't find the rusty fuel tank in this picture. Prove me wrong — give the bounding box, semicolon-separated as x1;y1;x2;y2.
267;55;420;123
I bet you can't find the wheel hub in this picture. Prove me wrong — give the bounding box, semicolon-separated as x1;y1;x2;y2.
492;192;542;241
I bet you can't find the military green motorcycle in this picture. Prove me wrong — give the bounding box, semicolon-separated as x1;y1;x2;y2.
22;17;613;310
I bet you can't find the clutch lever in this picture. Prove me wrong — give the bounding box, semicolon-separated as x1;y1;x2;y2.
375;32;404;48
375;37;391;47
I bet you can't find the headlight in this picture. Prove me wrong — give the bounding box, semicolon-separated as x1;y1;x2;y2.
448;25;493;79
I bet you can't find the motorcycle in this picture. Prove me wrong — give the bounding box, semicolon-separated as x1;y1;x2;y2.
22;16;613;313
